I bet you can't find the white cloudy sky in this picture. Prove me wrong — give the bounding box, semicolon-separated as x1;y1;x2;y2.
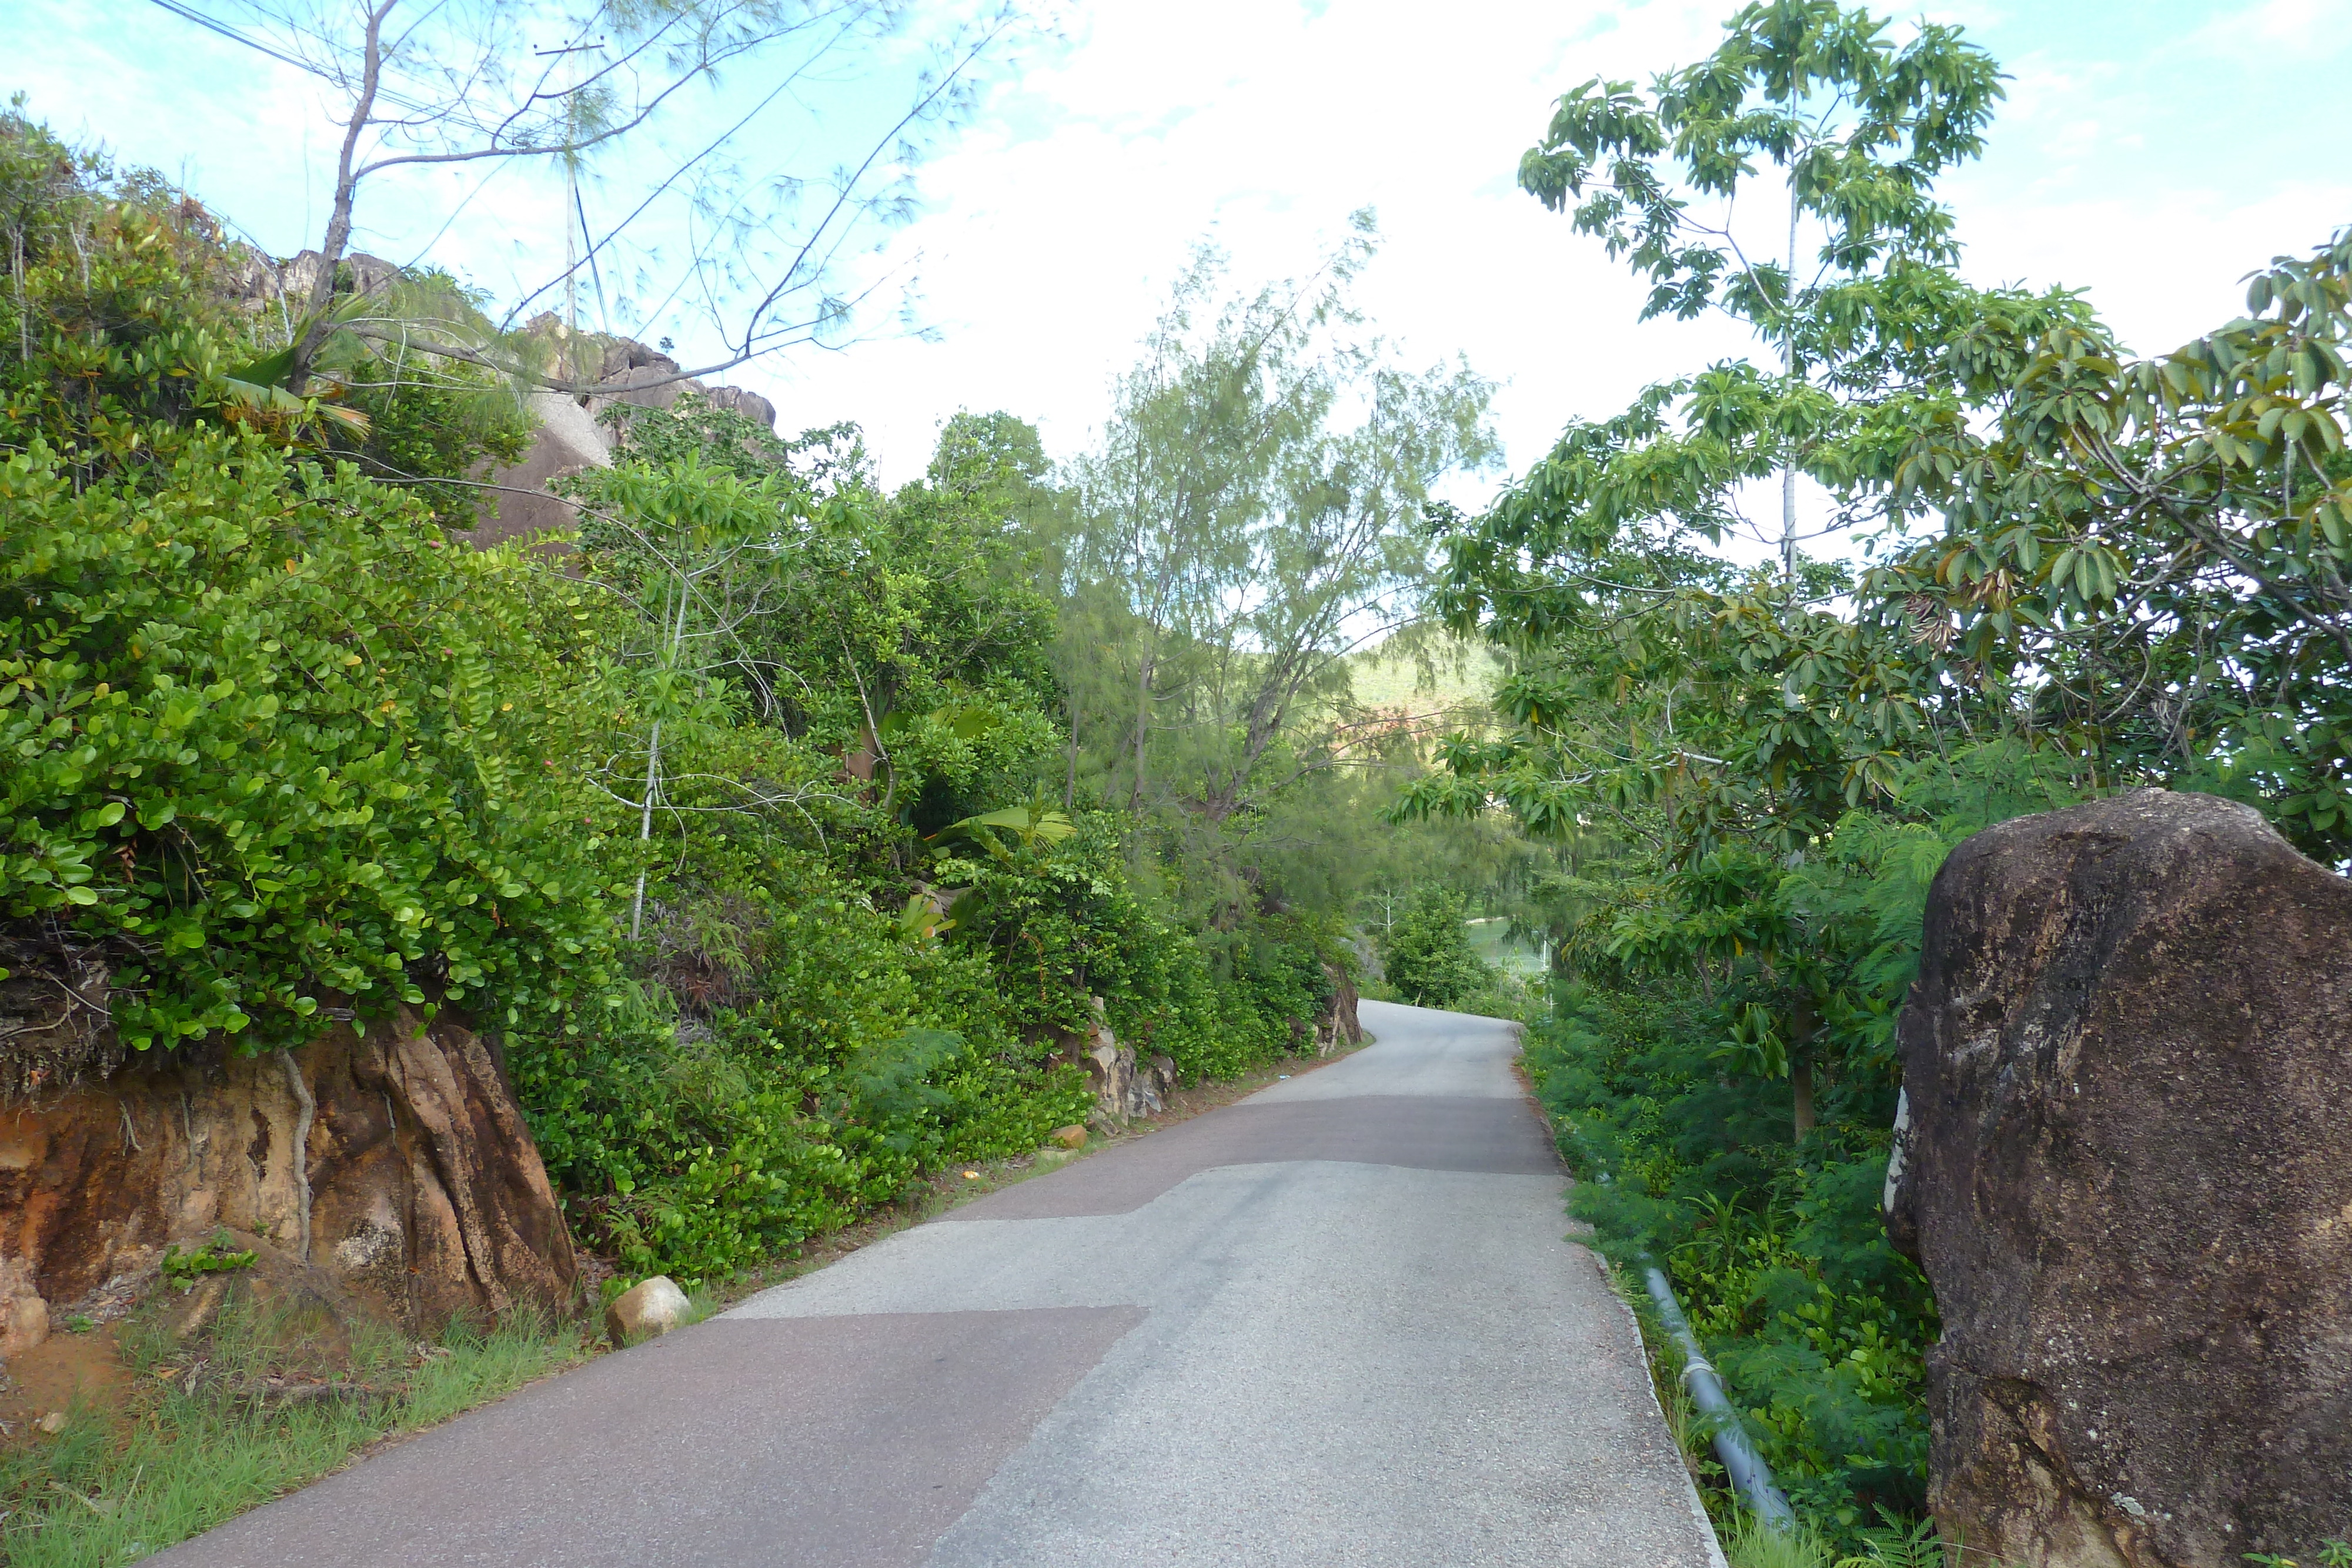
13;0;2352;514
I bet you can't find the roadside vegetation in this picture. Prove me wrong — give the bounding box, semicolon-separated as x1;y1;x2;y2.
0;88;1501;1559
1399;1;2352;1555
7;0;2348;1560
1358;887;1539;1021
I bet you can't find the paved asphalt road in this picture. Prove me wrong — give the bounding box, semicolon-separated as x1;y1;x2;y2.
158;1001;1725;1567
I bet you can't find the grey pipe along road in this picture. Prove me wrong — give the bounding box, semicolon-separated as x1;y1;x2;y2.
157;1000;1727;1567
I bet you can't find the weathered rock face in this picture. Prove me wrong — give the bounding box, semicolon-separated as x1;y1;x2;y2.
703;385;779;429
1064;999;1172;1126
0;1253;46;1359
1886;789;2352;1566
269;248;403;306
476;388;614;547
582;335;773;426
0;1005;576;1343
1314;962;1364;1056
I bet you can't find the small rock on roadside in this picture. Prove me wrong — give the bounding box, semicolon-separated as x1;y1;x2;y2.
36;1410;66;1435
1049;1125;1087;1150
605;1276;690;1345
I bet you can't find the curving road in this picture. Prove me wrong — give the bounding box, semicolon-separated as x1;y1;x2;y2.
158;1000;1724;1567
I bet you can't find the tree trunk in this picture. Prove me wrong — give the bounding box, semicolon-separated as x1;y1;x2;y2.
1790;991;1819;1141
631;715;660;941
1130;648;1155;814
289;0;393;391
1780;175;1800;583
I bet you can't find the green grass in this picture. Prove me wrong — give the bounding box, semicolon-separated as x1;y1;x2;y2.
1722;1515;1838;1568
1717;1510;1956;1568
1717;1501;1965;1568
0;1289;590;1566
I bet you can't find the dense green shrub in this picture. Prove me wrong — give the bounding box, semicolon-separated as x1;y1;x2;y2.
507;787;1357;1283
1528;978;1933;1546
505;393;1362;1281
0;119;624;1056
0;432;633;1050
514;884;1094;1282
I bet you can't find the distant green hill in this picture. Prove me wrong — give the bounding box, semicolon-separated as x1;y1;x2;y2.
1344;638;1502;720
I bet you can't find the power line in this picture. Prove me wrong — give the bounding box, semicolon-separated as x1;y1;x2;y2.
146;0;322;78
143;0;436;115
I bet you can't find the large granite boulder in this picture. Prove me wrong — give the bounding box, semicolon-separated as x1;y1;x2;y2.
1887;789;2352;1566
469;322;781;549
703;385;779;429
272;248;402;306
473;387;614;547
223;251;784;550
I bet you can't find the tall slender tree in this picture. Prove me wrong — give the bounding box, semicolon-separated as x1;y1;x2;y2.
1061;217;1496;845
1516;0;2004;576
